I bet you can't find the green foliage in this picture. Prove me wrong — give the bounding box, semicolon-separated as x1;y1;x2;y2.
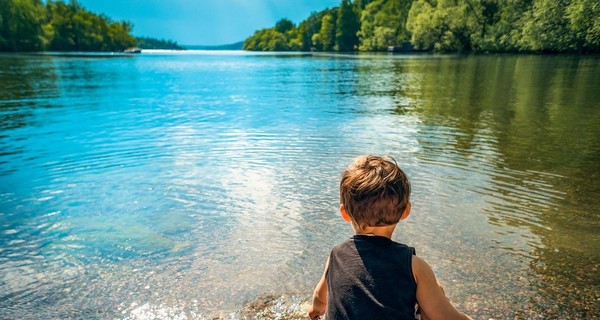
244;29;286;51
0;0;47;51
46;0;136;51
243;18;299;51
275;18;294;33
298;9;337;51
246;0;598;53
475;0;531;52
358;0;413;51
2;0;598;53
136;37;183;50
566;0;600;51
317;13;337;51
519;0;600;52
406;0;599;53
407;0;483;52
353;0;375;12
0;0;137;52
244;9;338;52
335;0;360;51
520;0;574;51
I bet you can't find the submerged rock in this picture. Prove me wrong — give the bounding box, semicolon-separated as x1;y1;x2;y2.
242;294;310;320
211;294;310;320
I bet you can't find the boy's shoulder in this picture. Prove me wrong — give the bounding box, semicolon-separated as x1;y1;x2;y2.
332;235;416;255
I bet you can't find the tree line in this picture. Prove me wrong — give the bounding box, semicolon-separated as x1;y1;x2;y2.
135;37;184;50
1;0;158;52
243;0;600;53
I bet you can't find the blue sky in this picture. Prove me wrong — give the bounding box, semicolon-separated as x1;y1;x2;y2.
77;0;340;45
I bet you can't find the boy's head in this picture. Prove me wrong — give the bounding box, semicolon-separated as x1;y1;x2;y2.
340;155;411;229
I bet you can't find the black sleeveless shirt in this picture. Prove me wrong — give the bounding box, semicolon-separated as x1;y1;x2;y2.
325;235;417;320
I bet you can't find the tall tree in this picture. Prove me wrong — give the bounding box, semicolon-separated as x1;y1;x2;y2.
476;0;532;52
314;12;337;51
46;1;75;50
296;13;319;51
106;21;136;51
295;9;335;51
275;18;294;34
336;0;360;51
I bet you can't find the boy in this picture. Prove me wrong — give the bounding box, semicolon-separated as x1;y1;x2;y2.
308;155;473;320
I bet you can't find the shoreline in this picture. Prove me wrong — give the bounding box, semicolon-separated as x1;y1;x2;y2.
2;50;599;57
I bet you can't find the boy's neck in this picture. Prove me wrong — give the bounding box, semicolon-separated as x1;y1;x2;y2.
354;224;397;239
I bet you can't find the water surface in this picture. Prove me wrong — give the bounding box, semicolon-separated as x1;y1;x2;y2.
1;51;599;319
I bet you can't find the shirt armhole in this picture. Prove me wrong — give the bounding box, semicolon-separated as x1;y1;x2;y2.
409;247;417;287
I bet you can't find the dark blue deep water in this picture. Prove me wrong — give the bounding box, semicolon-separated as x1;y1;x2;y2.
1;51;599;319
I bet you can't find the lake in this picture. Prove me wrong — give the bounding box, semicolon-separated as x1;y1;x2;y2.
0;51;599;319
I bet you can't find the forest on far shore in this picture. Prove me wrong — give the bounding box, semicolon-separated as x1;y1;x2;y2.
244;0;600;53
0;0;182;52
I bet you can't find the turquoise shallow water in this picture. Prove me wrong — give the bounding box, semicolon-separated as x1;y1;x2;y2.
0;51;599;319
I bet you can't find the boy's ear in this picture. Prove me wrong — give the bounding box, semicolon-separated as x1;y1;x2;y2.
340;204;352;222
399;202;411;221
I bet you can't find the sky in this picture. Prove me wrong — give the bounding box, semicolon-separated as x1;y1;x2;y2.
77;0;341;45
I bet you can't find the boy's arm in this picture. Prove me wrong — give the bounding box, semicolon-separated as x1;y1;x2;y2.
308;257;329;320
412;256;474;320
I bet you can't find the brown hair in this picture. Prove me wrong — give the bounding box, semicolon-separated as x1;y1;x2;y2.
340;155;411;229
